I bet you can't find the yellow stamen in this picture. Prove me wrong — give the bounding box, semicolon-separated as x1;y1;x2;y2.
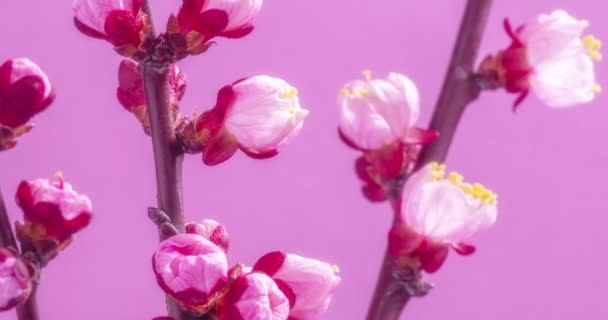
583;35;602;61
54;171;63;179
332;265;341;274
362;69;372;81
288;106;298;115
592;83;602;94
429;162;446;181
430;162;497;205
341;88;369;97
282;87;298;100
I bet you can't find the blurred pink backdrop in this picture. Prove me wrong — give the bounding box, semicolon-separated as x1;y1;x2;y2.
1;0;606;319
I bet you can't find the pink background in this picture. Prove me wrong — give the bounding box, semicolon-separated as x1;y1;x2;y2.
1;0;606;319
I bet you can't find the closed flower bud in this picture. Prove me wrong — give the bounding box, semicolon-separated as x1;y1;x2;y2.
480;10;602;109
389;163;498;273
196;75;309;166
73;0;147;49
153;233;228;313
253;252;341;320
338;71;436;151
176;0;262;42
0;249;32;311
117;59;186;129
221;272;290;320
0;58;54;151
186;219;229;253
15;174;93;264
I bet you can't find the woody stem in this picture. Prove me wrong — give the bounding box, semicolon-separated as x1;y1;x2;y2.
0;190;40;320
140;2;206;320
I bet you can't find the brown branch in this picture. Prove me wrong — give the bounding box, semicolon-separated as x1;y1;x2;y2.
1;190;40;320
366;1;493;319
140;3;204;320
0;190;17;248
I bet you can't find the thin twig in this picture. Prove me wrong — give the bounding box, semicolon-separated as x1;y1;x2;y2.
0;190;40;320
366;1;493;319
0;189;17;248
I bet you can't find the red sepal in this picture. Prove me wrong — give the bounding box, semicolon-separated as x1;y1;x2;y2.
388;223;424;257
273;278;297;309
202;127;238;166
197;9;229;37
503;18;523;48
73;17;108;40
512;90;529;112
418;241;449;274
337;128;365;151
105;10;144;47
221;275;249;320
220;25;255;39
451;242;476;256
404;128;439;145
361;184;386;202
253;251;286;277
240;147;279;160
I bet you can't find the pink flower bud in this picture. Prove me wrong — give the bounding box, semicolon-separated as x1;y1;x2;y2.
253;252;341;319
153;233;228;312
0;58;54;129
177;0;262;41
72;0;146;48
338;71;436;151
196;76;309;166
0;249;32;311
221;272;290;320
15;175;93;247
390;163;497;273
117;59;187;112
186;219;230;253
481;10;601;109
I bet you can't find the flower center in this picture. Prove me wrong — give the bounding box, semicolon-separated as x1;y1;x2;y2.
583;35;602;61
429;162;497;205
282;86;298;100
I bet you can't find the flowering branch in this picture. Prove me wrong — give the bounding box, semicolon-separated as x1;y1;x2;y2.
366;1;493;319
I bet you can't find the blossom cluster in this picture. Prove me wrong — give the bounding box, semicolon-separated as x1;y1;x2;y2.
152;221;340;319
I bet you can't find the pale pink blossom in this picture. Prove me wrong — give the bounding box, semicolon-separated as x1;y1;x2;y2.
196;75;309;165
0;58;54;129
401;162;497;244
338;72;435;151
487;10;602;108
153;233;228;311
253;252;341;319
225;76;308;154
185;219;230;253
72;0;145;47
16;174;93;244
388;163;497;273
0;249;32;311
221;272;290;320
177;0;262;39
520;10;600;107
